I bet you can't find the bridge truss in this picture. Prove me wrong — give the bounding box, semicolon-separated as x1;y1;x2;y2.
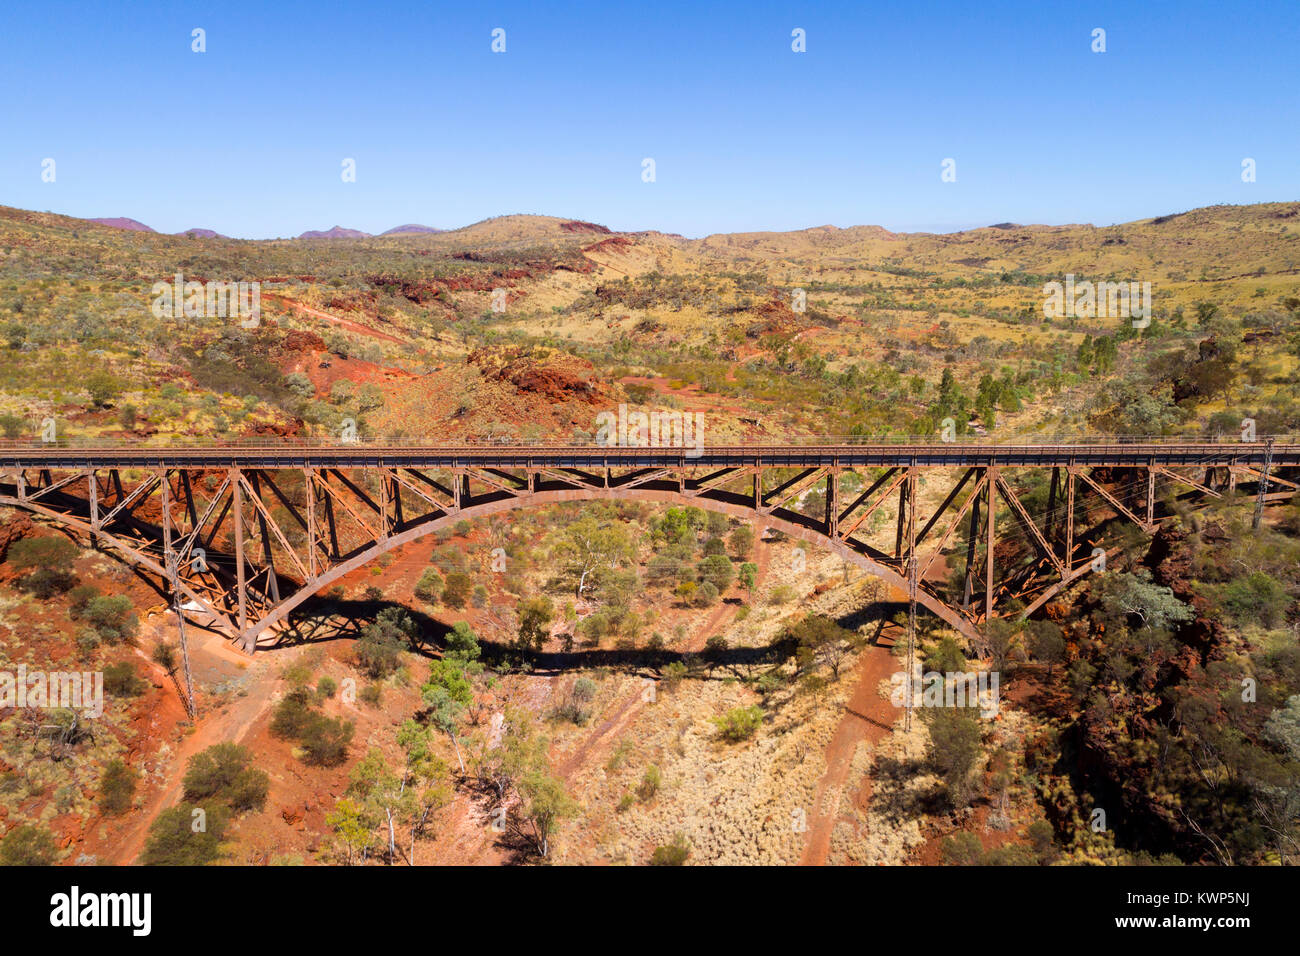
1;441;1296;654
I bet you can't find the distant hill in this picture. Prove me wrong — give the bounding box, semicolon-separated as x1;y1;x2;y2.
298;226;371;239
175;227;223;238
381;224;443;236
87;217;154;232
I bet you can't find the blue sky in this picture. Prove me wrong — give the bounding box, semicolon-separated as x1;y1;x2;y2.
1;0;1297;238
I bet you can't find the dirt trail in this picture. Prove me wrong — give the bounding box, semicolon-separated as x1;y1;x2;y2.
556;538;771;784
265;293;409;344
799;641;898;866
106;634;282;865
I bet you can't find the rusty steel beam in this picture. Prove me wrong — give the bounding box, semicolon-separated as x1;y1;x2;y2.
0;442;1291;653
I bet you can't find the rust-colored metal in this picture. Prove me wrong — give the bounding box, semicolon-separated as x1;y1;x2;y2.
0;440;1292;652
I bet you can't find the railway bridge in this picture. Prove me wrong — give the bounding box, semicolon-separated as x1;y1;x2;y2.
1;438;1296;656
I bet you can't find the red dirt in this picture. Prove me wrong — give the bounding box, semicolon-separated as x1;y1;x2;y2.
561;220;612;235
265;293;409;344
101;631;279;865
799;640;899;865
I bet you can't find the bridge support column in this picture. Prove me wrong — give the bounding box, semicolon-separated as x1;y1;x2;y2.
962;481;981;610
1253;439;1275;530
904;465;918;731
826;468;839;539
232;467;248;640
1045;466;1058;544
985;466;997;622
1065;466;1076;570
1147;464;1156;527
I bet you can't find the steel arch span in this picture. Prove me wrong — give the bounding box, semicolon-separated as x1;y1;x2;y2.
0;440;1295;652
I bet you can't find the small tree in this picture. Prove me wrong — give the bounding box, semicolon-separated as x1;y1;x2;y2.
556;676;597;725
557;516;633;597
397;721;451;860
102;662;147;697
517;768;576;858
793;615;857;680
356;607;415;678
925;706;984;808
444;620;481;661
1029;620;1066;678
347;748;415;864
728;525;755;560
325;798;374;866
924;635;967;674
86;370;124;408
697;554;734;593
0;413;23;439
939;831;985;865
516;596;554;653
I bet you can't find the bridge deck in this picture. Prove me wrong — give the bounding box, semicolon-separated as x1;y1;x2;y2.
1;440;1297;470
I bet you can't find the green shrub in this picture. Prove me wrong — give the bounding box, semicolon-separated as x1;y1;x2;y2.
924;635;966;673
692;581;720;607
142;802;229;866
75;629;100;659
661;661;687;692
270;689;315;740
441;572;472;609
102;662;146;697
649;832;691;866
1220;571;1289;629
83;595;138;644
939;831;985;865
300;714;354;767
182;743;269;812
414;568;443;603
67;583;100;617
7;535;78;574
0;824;58;866
444;621;481;661
697;554;734;591
355;608;415;678
768;584;795;605
151;641;178;674
983;844;1038;865
279;662;313;690
99;759;137;815
713;705;763;742
728;525;755;559
86;370;124;407
637;764;662;801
